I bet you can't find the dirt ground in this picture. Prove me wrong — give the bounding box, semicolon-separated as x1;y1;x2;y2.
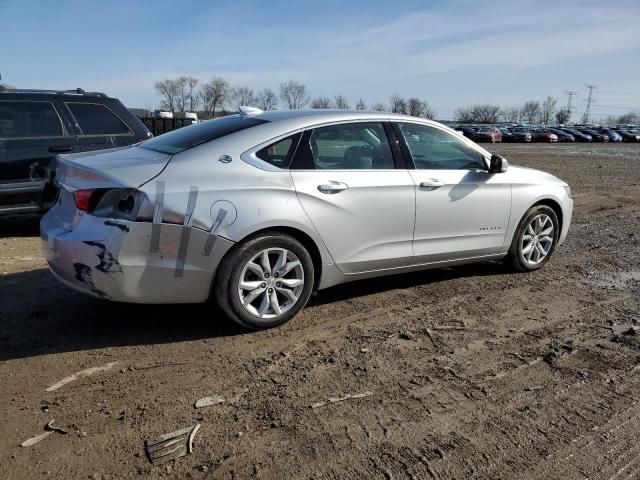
1;143;639;480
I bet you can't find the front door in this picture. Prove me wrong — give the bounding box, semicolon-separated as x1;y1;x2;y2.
394;122;511;265
290;121;415;273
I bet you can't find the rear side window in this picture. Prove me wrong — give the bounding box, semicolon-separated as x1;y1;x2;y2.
67;102;130;135
292;122;394;170
0;100;63;138
140;115;269;155
256;133;301;168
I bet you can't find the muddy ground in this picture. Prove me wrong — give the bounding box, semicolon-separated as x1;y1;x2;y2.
1;143;639;480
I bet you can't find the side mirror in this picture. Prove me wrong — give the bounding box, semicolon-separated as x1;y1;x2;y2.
489;154;508;173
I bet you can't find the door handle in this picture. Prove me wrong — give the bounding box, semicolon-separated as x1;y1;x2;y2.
49;146;73;153
317;182;349;194
419;178;445;190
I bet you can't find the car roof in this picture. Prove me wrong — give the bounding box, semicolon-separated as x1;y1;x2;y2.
250;108;430;127
229;109;459;142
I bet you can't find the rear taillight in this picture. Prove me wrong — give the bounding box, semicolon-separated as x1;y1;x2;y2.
73;189;96;211
71;188;145;219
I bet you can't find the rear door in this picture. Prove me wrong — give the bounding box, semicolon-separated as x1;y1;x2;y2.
64;101;136;151
0;99;78;212
290;121;415;273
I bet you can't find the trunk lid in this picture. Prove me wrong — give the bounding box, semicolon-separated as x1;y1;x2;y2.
54;145;170;190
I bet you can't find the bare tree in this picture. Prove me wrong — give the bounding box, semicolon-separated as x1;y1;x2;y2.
555;108;571;125
455;104;500;123
502;106;520;123
257;88;277;110
310;96;332;109
472;104;501;123
154;79;179;112
371;102;387;112
520;101;541;124
454;107;475;123
406;97;436;119
199;77;231;119
389;95;407;114
617;112;640;124
422;101;436;120
232;87;257;108
356;98;366;110
334;94;349;109
170;76;200;114
407;97;425;117
279;80;309;109
540;96;558;125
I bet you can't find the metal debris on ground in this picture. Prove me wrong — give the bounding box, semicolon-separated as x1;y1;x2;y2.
45;361;119;392
20;419;67;447
399;330;417;340
45;419;68;435
21;431;53;447
194;395;225;408
311;391;374;409
144;424;201;465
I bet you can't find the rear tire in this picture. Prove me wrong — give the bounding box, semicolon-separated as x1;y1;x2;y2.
506;205;559;272
214;232;314;330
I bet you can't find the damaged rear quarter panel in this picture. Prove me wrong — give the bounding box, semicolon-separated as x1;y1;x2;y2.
44;212;233;303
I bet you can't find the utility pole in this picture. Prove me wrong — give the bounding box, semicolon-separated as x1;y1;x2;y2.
564;90;576;121
581;85;597;124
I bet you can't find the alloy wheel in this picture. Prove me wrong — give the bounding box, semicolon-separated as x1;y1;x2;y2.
237;248;305;319
520;214;554;266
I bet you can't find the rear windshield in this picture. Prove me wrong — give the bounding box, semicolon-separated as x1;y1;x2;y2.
139;115;268;154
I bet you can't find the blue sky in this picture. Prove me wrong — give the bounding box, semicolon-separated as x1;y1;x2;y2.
1;0;639;119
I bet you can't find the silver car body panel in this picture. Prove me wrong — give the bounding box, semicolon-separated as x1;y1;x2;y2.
41;110;573;303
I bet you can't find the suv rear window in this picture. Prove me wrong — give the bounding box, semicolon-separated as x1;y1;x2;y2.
0;100;63;138
67;102;130;135
140;115;268;154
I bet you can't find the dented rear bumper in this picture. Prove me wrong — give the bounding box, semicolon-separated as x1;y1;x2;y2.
40;205;234;303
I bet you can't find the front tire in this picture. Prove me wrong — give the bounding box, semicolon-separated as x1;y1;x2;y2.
214;232;314;330
506;205;559;272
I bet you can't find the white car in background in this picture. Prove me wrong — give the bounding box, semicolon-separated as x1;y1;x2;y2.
41;108;573;329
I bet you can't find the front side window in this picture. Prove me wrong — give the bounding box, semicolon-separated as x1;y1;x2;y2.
397;123;486;170
66;103;130;135
0;100;63;138
296;122;394;170
256;133;300;168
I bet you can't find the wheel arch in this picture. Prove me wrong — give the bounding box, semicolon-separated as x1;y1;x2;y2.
531;198;563;233
213;225;324;295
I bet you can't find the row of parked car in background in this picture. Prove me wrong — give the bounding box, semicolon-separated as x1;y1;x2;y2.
1;87;639;217
456;123;640;143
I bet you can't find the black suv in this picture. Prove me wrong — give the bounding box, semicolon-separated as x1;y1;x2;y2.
0;89;152;215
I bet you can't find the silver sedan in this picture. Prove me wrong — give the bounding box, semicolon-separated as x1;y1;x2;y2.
41;108;573;329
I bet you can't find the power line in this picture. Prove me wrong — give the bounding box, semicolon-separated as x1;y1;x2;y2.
581;85;598;123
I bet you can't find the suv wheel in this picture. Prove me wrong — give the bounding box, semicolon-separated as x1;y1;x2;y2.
214;232;314;329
